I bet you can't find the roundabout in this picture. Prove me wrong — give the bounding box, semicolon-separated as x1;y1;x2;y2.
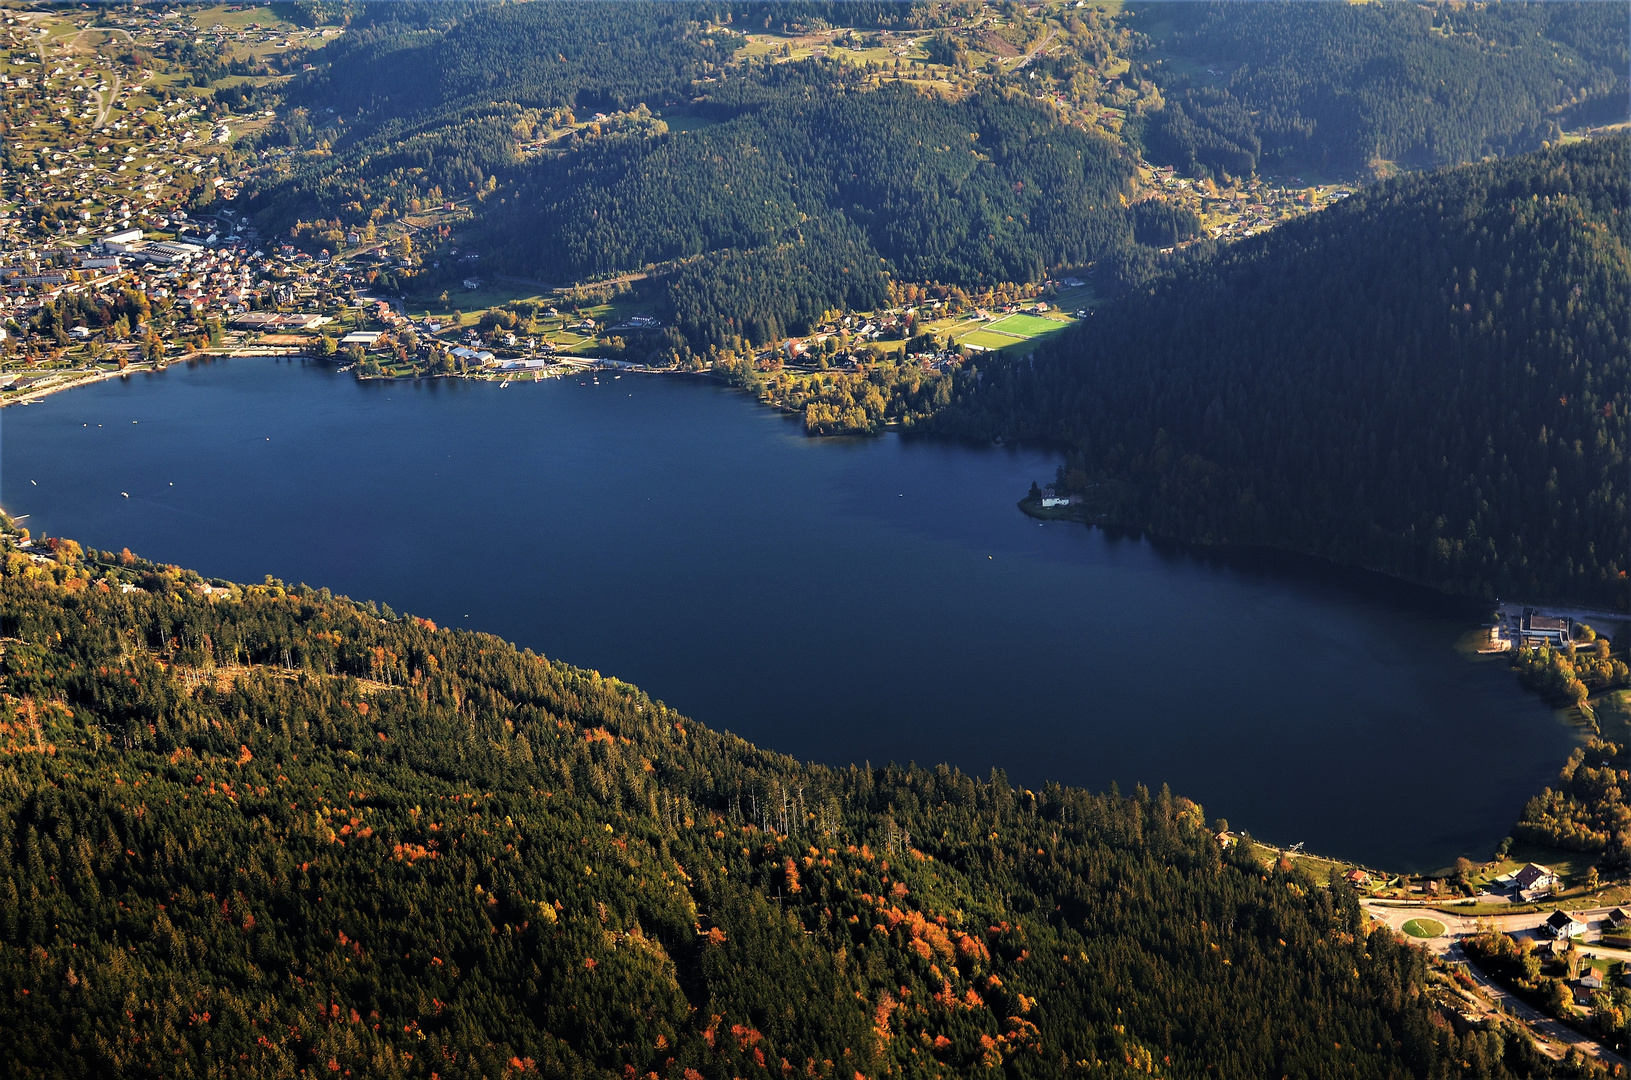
1401;917;1447;939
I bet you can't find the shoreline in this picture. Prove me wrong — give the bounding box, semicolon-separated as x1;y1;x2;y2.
0;363;1614;885
1017;494;1631;620
0;366;127;408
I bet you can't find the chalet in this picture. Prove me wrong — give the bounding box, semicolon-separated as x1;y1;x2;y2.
1344;869;1370;886
1607;908;1631;930
1543;910;1585;939
1512;863;1558;898
1580;971;1604;990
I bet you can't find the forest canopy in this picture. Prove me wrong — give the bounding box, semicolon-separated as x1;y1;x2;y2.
1136;1;1630;176
238;1;1629;351
0;539;1565;1078
938;136;1631;610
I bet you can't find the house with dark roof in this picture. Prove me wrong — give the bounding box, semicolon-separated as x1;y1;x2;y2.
1512;863;1558;898
1543;910;1585;939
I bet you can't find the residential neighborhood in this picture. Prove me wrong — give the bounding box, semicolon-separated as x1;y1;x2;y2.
0;4;1369;408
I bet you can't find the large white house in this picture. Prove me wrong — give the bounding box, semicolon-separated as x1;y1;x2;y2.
1512;863;1558;899
1543;909;1585;939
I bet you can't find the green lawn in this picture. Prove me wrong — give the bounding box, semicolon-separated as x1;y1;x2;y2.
407;284;550;318
1595;689;1631;743
659;112;721;134
1401;918;1446;939
1051;284;1101;311
985;313;1069;338
961;330;1028;351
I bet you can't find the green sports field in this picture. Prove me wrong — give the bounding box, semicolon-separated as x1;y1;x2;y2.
985;313;1068;338
961;330;1026;350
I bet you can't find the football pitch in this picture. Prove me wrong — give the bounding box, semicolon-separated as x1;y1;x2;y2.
984;313;1068;338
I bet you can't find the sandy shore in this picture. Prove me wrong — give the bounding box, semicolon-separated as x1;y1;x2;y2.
0;367;128;408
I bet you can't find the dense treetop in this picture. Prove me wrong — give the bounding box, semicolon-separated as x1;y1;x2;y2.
468;70;1134;336
237;1;1628;351
938;136;1630;610
1136;1;1630;176
0;541;1565;1078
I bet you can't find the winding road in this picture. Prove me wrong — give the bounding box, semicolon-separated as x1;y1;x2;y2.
93;69;121;130
1364;899;1629;1065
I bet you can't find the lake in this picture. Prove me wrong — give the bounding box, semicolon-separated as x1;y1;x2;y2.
2;358;1576;871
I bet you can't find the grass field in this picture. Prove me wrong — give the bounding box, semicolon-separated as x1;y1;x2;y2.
985;313;1068;338
1596;689;1631;743
659;112;722;134
1052;284;1102;311
947;311;1074;353
1401;918;1446;938
960;330;1027;351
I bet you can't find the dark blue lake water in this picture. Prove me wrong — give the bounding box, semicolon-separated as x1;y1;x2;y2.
1;358;1576;870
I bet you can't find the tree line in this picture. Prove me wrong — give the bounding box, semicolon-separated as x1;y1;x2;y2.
1135;1;1629;178
0;534;1567;1078
935;136;1631;611
239;0;1630;356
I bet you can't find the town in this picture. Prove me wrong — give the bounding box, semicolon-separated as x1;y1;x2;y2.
0;2;1358;410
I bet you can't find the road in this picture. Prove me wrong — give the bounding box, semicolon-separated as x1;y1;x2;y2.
55;25;129;129
1444;941;1625;1063
1364;900;1629;1065
1012;28;1055;70
94;70;121;130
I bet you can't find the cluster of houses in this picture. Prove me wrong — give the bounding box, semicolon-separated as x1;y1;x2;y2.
0;5;297;248
0;212;434;362
0;6;380;363
1143;165;1354;249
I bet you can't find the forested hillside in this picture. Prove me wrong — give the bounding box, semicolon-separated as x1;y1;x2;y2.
244;3;1136;352
1137;1;1629;176
940;137;1630;610
236;1;1628;353
471;66;1132;348
246;1;730;226
0;539;1563;1078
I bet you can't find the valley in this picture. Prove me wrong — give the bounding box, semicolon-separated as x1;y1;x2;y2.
0;2;1627;1076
